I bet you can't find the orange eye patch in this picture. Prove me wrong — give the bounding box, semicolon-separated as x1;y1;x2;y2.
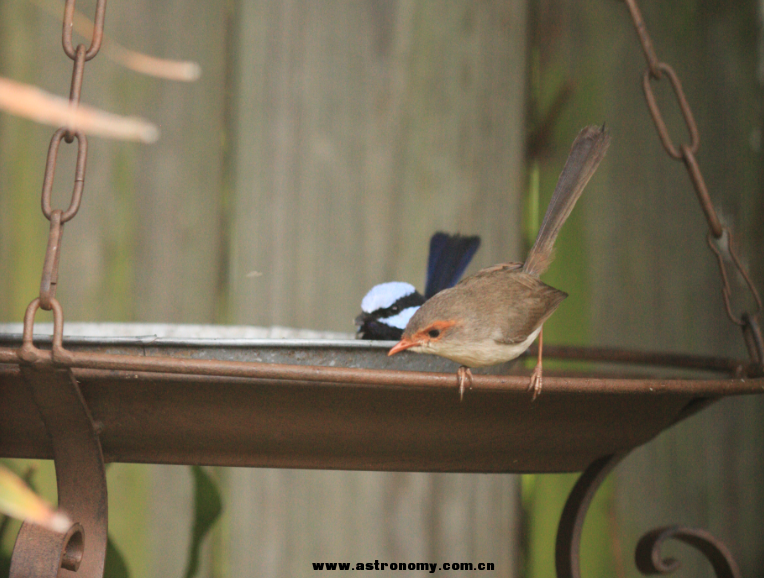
414;319;457;341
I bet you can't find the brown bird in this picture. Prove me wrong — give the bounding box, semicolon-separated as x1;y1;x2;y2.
388;125;611;399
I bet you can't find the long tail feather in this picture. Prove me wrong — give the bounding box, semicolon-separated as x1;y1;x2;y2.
523;125;611;277
425;233;481;298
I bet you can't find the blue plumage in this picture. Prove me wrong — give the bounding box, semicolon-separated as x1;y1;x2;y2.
425;233;481;299
356;232;481;340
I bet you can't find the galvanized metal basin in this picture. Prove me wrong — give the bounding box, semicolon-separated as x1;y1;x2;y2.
1;323;759;473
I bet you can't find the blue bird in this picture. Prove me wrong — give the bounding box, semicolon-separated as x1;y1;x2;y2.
355;232;481;340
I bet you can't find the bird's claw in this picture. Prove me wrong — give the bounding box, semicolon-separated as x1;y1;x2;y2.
529;365;543;401
457;366;473;401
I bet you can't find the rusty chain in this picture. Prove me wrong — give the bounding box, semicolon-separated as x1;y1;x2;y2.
12;7;110;576
34;0;106;314
623;0;763;364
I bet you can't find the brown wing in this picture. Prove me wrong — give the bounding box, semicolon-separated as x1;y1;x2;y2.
409;266;567;346
449;267;567;345
490;273;567;345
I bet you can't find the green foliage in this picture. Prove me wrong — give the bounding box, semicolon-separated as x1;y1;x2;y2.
183;465;223;578
105;538;131;578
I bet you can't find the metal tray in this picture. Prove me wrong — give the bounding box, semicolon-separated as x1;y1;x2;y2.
1;324;760;473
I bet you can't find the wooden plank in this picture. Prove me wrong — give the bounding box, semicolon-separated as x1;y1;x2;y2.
98;2;229;576
229;0;528;331
227;469;519;576
0;0;63;321
226;1;528;576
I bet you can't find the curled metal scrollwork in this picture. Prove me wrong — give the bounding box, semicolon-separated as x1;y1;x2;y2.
556;456;743;578
636;526;741;578
10;522;84;577
556;454;623;578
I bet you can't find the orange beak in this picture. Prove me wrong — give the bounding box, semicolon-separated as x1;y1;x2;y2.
388;337;418;356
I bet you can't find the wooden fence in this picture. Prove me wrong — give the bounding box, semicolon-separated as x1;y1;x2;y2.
1;1;762;577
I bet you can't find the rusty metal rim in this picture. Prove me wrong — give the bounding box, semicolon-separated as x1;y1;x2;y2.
0;332;757;375
1;306;761;395
0;348;762;396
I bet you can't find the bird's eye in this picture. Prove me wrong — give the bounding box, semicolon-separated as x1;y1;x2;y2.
428;329;440;338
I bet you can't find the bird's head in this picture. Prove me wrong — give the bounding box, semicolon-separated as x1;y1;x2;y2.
387;288;465;356
387;318;458;356
355;282;424;340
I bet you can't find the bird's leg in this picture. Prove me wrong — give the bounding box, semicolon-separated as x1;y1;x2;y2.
457;366;473;401
529;326;543;400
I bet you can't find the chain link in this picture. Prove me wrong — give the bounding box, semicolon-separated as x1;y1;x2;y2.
41;128;87;223
641;64;699;160
681;145;723;238
39;210;65;311
62;0;107;61
26;0;106;327
623;0;763;363
622;0;661;78
64;44;87;143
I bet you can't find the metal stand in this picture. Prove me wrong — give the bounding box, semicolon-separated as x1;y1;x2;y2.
556;453;741;578
11;306;108;578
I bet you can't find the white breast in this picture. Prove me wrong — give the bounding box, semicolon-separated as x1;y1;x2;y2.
412;326;542;367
